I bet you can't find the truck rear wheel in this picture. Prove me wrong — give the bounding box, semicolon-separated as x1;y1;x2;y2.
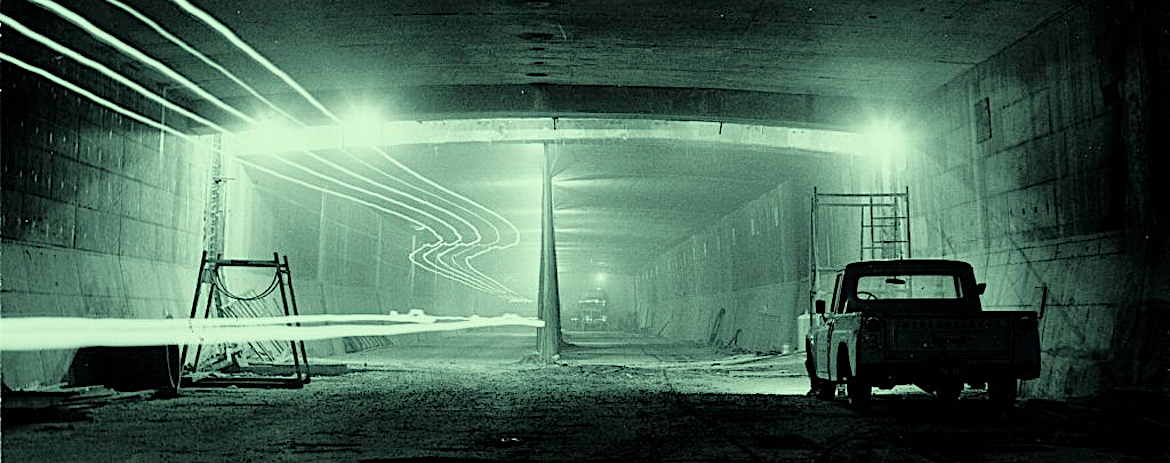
987;378;1017;408
846;376;871;408
935;380;963;402
839;356;870;408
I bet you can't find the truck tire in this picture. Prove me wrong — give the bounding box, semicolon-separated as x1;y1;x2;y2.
806;348;836;400
846;376;871;408
987;378;1017;408
839;354;870;408
812;376;836;400
935;380;963;402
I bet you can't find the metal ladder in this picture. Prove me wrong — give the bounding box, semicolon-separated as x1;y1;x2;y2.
808;187;911;312
857;190;911;261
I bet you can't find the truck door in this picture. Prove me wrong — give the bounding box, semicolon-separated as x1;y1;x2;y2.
815;273;843;379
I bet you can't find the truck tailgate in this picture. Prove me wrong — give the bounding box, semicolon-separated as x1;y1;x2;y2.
885;314;1012;360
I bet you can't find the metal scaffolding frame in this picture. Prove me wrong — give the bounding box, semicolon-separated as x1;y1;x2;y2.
180;251;311;389
808;186;911;314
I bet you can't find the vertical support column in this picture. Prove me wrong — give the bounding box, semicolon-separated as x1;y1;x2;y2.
538;143;563;361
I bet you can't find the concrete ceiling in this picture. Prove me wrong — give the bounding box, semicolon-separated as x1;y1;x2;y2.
56;0;1074;104
8;0;1074;290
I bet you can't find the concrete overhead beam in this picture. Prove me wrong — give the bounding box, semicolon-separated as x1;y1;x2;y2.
207;84;874;131
226;117;867;157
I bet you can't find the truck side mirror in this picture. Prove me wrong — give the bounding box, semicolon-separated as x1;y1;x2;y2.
975;283;987;296
815;300;826;314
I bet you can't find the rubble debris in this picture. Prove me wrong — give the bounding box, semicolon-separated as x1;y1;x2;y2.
3;384;155;428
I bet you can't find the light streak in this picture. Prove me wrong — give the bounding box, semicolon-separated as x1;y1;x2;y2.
96;0;502;259
371;147;525;296
0;13;224;131
135;0;522;297
167;0;339;122
5;4;528;301
0;50;509;298
235;160;512;297
0;314;544;351
99;0;301;124
0;19;440;252
266;156;463;243
28;0;253;123
336;147;493;246
412;241;513;295
265;153;514;295
31;0;483;253
156;2;528;298
0;51;204;148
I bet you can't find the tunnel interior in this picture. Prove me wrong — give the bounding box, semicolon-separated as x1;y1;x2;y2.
2;0;1169;460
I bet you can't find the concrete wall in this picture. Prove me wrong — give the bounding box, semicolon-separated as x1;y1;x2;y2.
633;159;858;353
223;166;448;356
222;161;543;356
632;3;1169;400
1;58;209;389
902;2;1169;399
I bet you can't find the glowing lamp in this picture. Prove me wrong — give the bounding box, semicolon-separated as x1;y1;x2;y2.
342;106;384;147
865;118;907;159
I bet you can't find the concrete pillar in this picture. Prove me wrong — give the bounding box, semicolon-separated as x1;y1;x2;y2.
538;143;563;360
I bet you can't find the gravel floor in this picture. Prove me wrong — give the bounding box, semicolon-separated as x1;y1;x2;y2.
3;329;1167;462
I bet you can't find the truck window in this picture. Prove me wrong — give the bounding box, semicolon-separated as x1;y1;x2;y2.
855;274;963;300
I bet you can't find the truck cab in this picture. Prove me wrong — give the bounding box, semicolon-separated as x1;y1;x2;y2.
806;259;1040;408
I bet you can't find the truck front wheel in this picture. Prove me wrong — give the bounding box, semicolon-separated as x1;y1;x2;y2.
807;348;836;400
811;376;836;400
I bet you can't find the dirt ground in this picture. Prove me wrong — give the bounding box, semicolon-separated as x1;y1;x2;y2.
4;329;1169;462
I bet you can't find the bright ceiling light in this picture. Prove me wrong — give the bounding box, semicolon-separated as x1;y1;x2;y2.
342;105;384;147
864;118;908;159
594;273;608;285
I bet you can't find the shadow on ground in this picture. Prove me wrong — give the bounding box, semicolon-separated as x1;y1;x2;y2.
4;329;1167;462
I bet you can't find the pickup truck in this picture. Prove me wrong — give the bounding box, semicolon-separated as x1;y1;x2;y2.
805;259;1040;408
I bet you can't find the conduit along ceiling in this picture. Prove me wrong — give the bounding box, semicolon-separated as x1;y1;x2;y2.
2;0;1074;300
